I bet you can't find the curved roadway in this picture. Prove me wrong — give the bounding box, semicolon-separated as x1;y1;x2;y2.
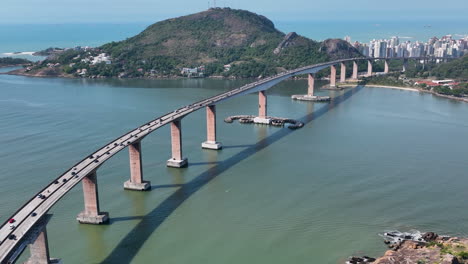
0;56;438;262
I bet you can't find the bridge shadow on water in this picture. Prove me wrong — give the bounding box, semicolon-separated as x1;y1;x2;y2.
100;85;363;263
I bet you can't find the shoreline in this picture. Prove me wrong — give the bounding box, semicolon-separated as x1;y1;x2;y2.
365;85;420;92
339;83;419;92
340;83;468;103
353;232;468;264
4;69;468;104
0;64;30;69
1;51;35;56
2;68;251;80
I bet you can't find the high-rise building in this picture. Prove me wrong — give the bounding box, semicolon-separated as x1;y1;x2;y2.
352;34;466;59
390;36;399;47
374;41;387;57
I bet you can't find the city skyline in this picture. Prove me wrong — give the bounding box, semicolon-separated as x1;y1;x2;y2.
1;0;468;23
348;34;468;58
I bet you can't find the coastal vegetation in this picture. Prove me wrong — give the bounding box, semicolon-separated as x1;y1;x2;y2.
358;55;468;97
432;83;468;97
359;73;410;88
0;57;31;67
395;55;467;79
32;47;65;57
430;55;468;79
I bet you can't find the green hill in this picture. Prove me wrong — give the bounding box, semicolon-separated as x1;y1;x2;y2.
34;8;363;78
430;55;468;79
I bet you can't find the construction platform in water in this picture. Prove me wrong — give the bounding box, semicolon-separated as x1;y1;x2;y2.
291;95;331;102
225;115;304;129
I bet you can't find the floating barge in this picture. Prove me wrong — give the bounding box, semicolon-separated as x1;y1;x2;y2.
291;95;331;102
225;115;304;129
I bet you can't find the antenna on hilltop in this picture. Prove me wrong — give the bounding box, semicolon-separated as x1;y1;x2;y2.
214;0;216;7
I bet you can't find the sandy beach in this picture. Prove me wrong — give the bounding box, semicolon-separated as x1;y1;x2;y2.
339;83;468;103
339;84;420;92
364;85;420;92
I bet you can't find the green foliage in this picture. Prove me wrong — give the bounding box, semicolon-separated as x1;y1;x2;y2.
427;241;444;248
0;57;31;66
433;85;468;97
52;50;81;64
431;55;468;79
433;86;453;95
359;73;410;87
204;62;224;76
228;61;276;78
457;251;468;259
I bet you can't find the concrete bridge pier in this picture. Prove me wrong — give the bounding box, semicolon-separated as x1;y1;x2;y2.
367;60;373;76
259;90;267;118
24;215;61;264
77;171;109;224
291;73;330;102
402;59;408;72
330;65;336;87
253;90;271;124
307;73;315;95
124;141;151;191
167;119;188;167
202;105;222;150
352;61;358;80
340;63;346;83
384;60;389;73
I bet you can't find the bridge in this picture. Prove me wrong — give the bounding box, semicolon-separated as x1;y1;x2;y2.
0;56;450;263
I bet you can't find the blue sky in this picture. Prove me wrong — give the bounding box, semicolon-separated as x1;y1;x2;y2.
1;0;467;23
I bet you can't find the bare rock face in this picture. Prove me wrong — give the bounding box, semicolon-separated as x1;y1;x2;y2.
319;39;360;60
422;232;439;241
273;32;298;54
374;241;454;263
349;232;468;264
373;238;468;264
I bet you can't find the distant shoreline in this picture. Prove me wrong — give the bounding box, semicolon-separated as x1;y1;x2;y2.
1;52;35;56
339;84;419;92
0;65;23;69
4;69;468;104
340;83;468;103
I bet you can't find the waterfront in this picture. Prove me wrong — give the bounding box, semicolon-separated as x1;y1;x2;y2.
1;71;468;263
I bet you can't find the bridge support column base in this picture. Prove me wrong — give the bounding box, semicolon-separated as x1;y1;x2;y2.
202;141;222;150
253;117;271;125
321;85;343;90
291;95;331;102
124;180;151;191
167;158;188;168
76;211;109;224
24;258;63;264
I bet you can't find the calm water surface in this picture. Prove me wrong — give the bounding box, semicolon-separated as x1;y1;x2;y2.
1;71;468;263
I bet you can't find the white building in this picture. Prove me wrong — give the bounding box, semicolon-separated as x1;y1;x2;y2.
91;53;112;65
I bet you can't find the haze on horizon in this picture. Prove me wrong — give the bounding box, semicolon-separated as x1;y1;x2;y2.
1;0;467;24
